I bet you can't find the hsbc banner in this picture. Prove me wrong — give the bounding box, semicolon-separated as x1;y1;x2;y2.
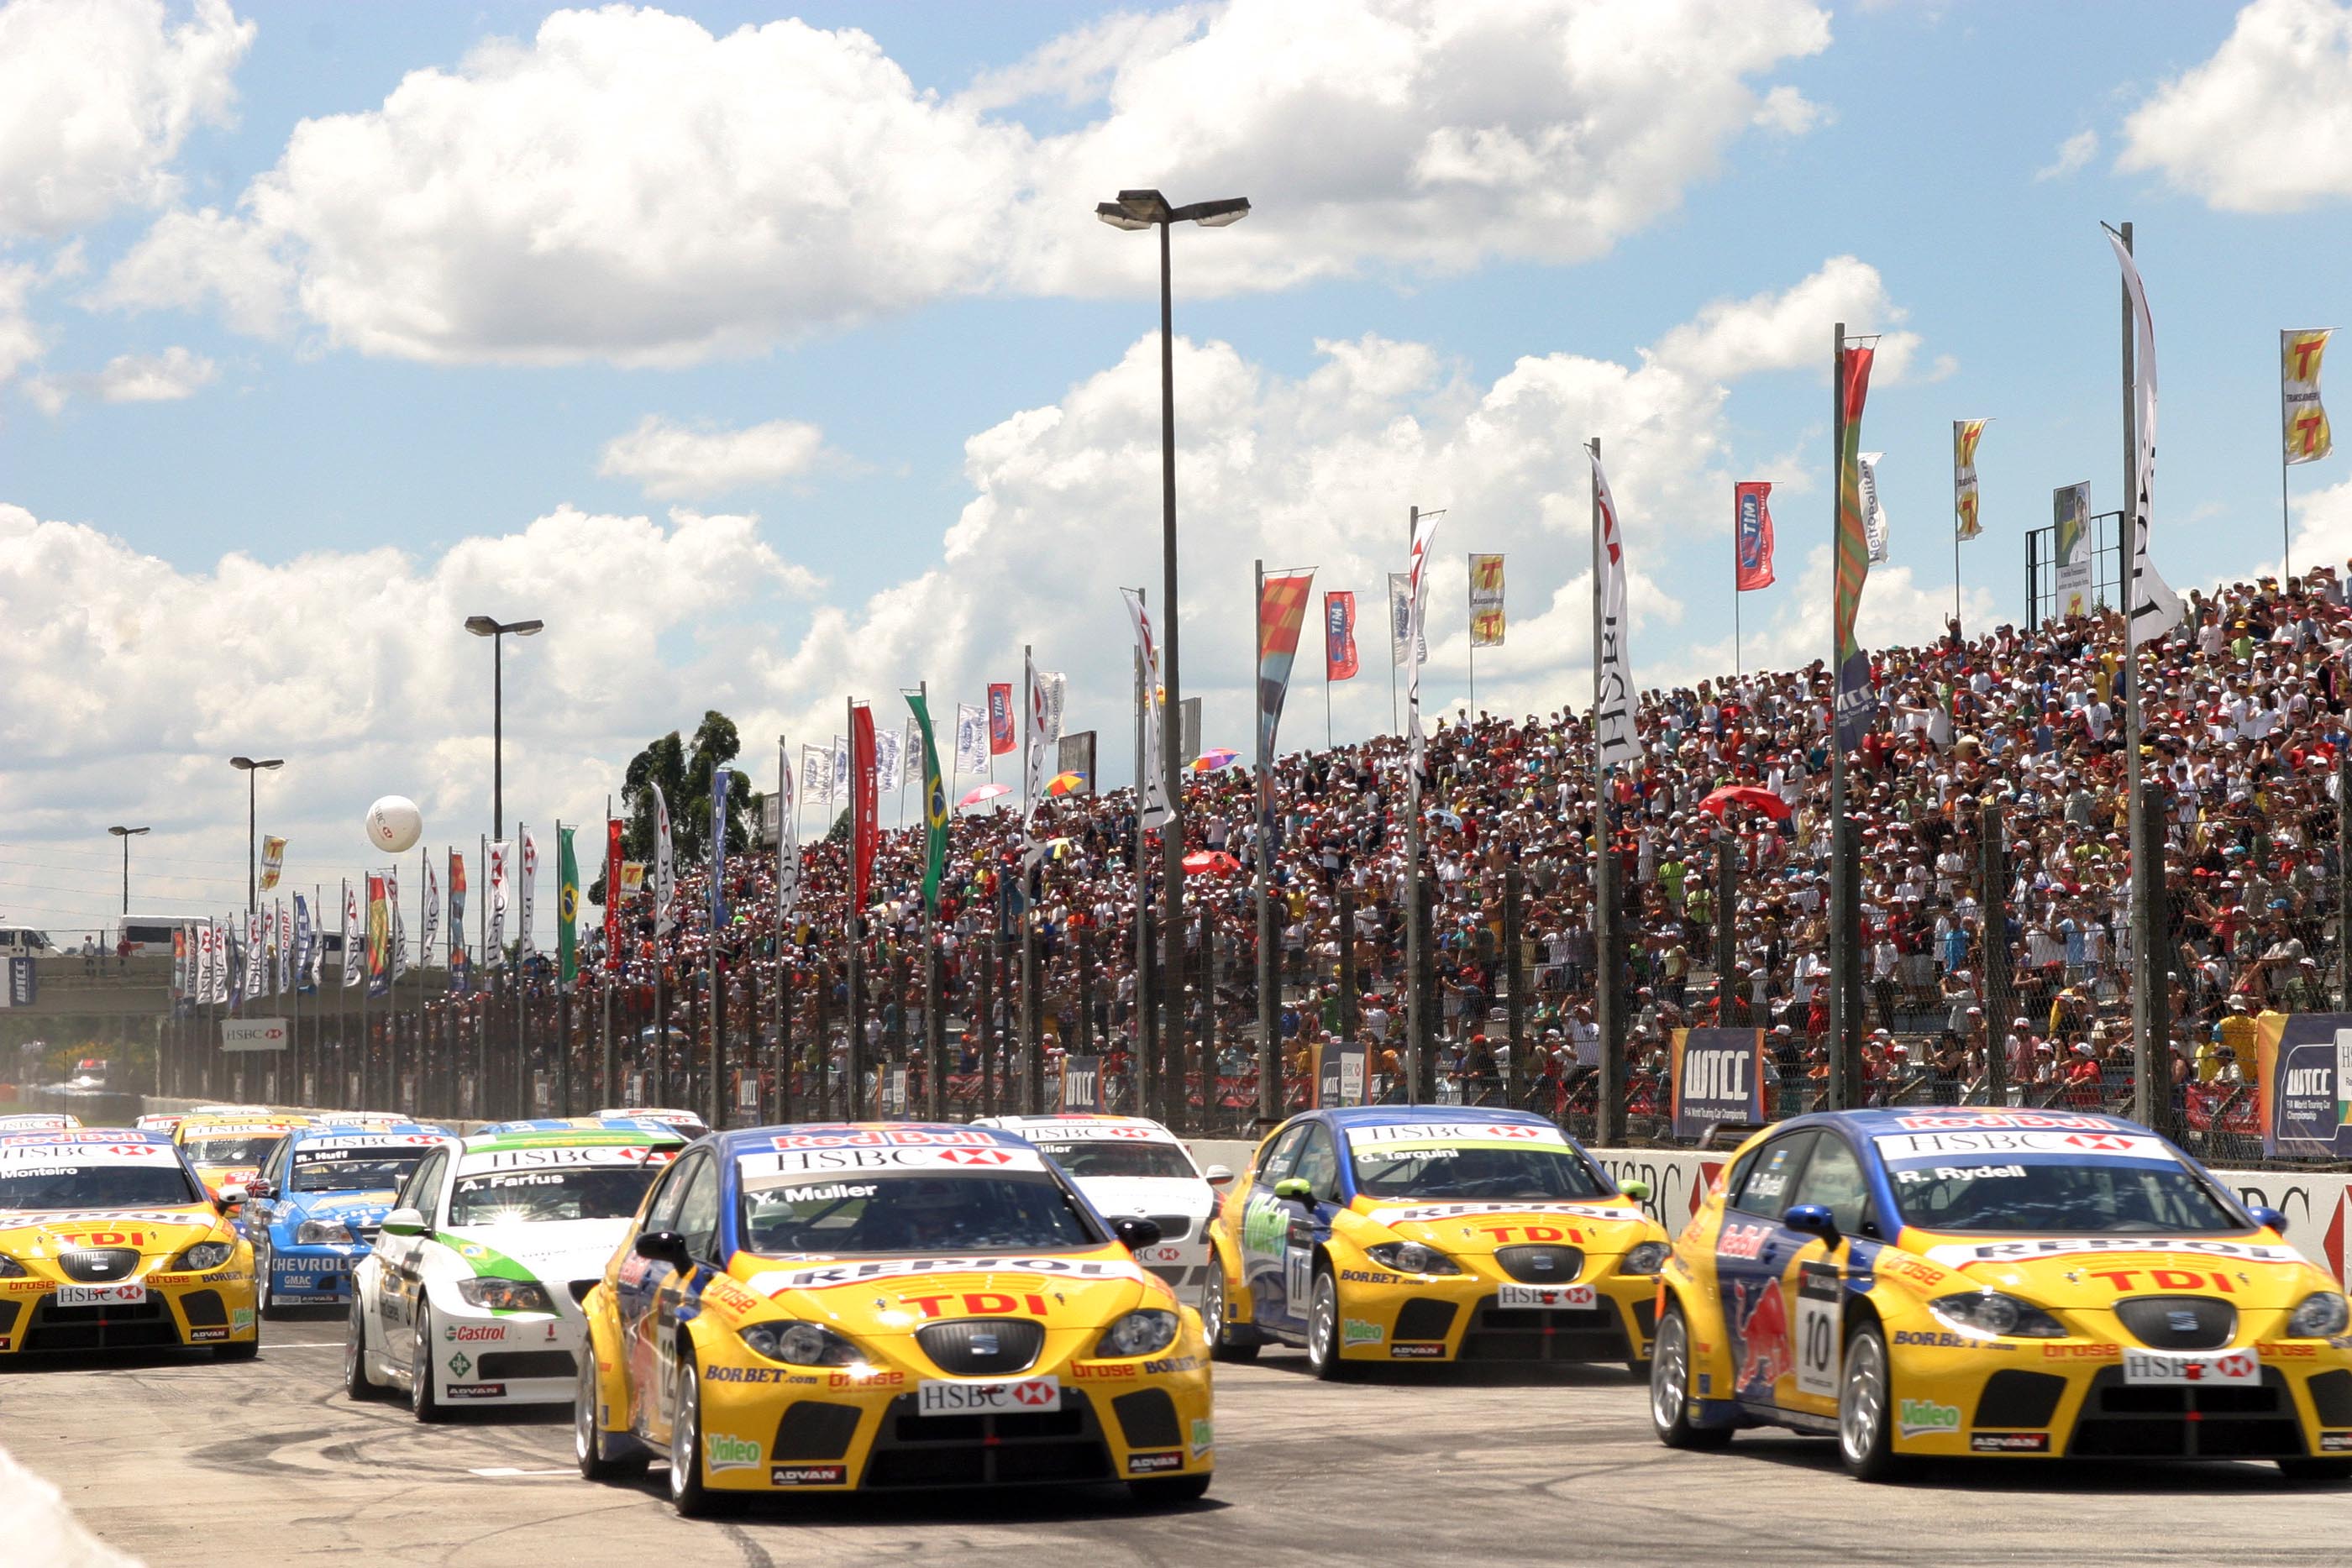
1670;1027;1764;1141
222;1016;291;1052
2256;1011;2352;1159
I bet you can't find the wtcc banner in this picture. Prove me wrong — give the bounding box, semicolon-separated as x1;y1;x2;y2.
1059;1055;1105;1112
1671;1028;1764;1141
2255;1012;2352;1158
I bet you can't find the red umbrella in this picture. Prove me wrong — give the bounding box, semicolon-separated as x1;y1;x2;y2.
1183;850;1242;876
957;783;1011;808
1697;784;1793;822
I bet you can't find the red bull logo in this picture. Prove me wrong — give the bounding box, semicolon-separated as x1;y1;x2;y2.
1732;1280;1792;1397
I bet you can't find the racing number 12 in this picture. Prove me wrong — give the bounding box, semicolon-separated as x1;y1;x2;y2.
1795;1261;1840;1401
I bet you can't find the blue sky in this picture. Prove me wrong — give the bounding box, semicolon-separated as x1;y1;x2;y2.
4;0;2351;939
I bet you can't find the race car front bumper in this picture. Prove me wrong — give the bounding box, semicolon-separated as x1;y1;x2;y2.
0;1268;259;1355
1329;1263;1659;1365
420;1298;585;1406
265;1241;369;1303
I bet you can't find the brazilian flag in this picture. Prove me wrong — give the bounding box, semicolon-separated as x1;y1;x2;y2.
906;693;949;912
557;825;580;985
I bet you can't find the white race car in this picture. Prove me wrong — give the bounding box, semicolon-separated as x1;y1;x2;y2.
343;1121;686;1419
974;1113;1231;1305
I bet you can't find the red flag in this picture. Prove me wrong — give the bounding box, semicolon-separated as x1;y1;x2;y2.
851;705;879;909
1324;590;1358;680
986;683;1015;754
1735;481;1775;591
604;818;624;968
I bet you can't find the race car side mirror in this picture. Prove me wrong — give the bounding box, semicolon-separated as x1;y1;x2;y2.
1111;1216;1163;1251
1620;1179;1651;1202
1782;1204;1841;1251
635;1230;691;1271
1204;1165;1235;1186
379;1208;427;1238
1273;1177;1311;1200
2250;1205;2289;1235
216;1183;247;1206
243;1180;275;1202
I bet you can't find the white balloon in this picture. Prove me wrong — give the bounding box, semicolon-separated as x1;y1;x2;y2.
365;795;423;854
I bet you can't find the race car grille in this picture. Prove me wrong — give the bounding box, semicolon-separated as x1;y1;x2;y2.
21;1295;177;1353
2307;1369;2352;1429
864;1389;1111;1490
1494;1245;1585;1285
1393;1299;1459;1344
1973;1371;2066;1430
1148;1215;1192;1243
2068;1366;2302;1459
179;1289;227;1327
2114;1296;2236;1351
1110;1388;1182;1450
478;1350;574;1380
1458;1297;1631;1364
916;1318;1045;1376
774;1401;863;1460
55;1248;139;1283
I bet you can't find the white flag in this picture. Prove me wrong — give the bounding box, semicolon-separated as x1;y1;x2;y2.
1024;652;1051;826
776;741;801;924
1589;445;1641;770
800;744;832;810
275;899;291;994
1123;589;1173;830
831;735;849;806
488;840;512;956
420;855;440;962
1387;572;1427;668
517;831;538;957
2107;228;2186;647
874;725;905;794
243;911;267;999
1859;451;1891;565
649;785;675;937
1404;511;1443;770
953;703;988;777
342;883;363;989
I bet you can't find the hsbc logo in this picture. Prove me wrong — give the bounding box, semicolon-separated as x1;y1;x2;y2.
2065;1134;2133;1152
1011;1380;1055;1407
937;1148;1014;1166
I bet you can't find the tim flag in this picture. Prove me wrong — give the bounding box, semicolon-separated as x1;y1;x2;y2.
1324;590;1358;680
2285;329;2334;465
2107;227;2186;648
1735;482;1775;590
1122;589;1173;831
1256;569;1316;767
1833;340;1878;752
1404;511;1442;770
1588;446;1640;770
1953;420;1988;540
449;851;469;991
1467;554;1504;647
987;683;1016;755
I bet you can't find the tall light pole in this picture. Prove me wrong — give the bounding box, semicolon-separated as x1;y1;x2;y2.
465;616;544;840
106;825;150;917
227;758;284;915
1095;187;1247;1130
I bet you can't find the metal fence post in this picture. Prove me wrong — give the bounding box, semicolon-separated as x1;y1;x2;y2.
1980;802;2010;1108
1504;864;1525;1107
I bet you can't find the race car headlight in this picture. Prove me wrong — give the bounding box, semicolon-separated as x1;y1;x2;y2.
1618;1242;1671;1276
739;1320;864;1367
295;1219;356;1245
1095;1308;1180;1359
1364;1241;1461;1277
171;1240;236;1272
1929;1290;2066;1339
2287;1291;2351;1339
0;1254;23;1279
454;1277;557;1314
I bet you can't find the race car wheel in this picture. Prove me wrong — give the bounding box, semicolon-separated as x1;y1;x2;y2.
255;1244;276;1319
1838;1323;1905;1481
410;1307;445;1424
575;1345;648;1481
1305;1269;1350;1381
1650;1303;1730;1450
344;1297;381;1401
1202;1272;1257;1364
1128;1474;1213;1507
2278;1458;2352;1481
668;1352;722;1518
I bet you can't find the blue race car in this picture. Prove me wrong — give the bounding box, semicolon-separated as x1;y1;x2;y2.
236;1123;455;1314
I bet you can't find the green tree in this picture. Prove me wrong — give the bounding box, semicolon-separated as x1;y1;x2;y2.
617;710;754;870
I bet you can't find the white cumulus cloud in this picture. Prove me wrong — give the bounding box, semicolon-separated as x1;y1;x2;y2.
24;343;217;411
2120;0;2352;212
598;415;829;500
1648;255;1923;383
2034;128;2099;181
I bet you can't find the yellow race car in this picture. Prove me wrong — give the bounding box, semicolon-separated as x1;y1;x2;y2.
1205;1107;1667;1376
174;1113;313;1203
1651;1108;2352;1479
575;1122;1215;1515
0;1127;260;1358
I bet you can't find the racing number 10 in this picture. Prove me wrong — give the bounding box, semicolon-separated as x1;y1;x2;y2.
1795;1262;1840;1400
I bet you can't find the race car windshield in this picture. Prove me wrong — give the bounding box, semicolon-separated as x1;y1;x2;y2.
448;1168;661;1225
1031;1142;1196;1180
181;1135;286;1167
1888;1158;2247;1235
291;1151;432;1193
1350;1141;1611;1201
740;1171;1098;1255
0;1164;202;1209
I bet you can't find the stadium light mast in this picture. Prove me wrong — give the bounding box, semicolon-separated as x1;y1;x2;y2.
465;616;544;842
106;825;150;918
227;758;283;916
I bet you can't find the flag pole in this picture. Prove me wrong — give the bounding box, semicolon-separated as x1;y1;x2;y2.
1589;441;1621;1146
1132;590;1152;1117
1732;508;1743;679
417;842;428;1113
1465;556;1475;715
1255;558;1278;1129
1952;421;1966;640
2115;218;2161;1129
1828;323;1851;1112
2281;331;2296;582
1326;594;1334;753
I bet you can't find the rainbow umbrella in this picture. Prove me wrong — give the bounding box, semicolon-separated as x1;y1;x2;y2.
1190;748;1240;772
957;783;1011;808
1046;771;1088;797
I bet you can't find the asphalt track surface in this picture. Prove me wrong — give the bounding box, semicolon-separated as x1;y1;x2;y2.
8;1317;2350;1567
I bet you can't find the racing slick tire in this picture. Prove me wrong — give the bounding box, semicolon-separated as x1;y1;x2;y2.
2278;1458;2352;1482
1837;1323;1907;1482
410;1306;445;1424
344;1298;383;1401
1202;1271;1257;1364
668;1350;727;1518
1128;1474;1213;1507
575;1345;648;1481
1304;1268;1352;1382
1650;1303;1730;1450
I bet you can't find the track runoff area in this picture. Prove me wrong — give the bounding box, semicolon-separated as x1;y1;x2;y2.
4;1327;2344;1566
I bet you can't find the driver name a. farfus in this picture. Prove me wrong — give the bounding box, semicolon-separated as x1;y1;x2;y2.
746;1255;1146;1293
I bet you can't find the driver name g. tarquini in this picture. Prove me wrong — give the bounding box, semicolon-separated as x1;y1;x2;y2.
0;1128;260;1358
344;1120;686;1419
1206;1106;1669;1377
1651;1109;2352;1480
237;1124;455;1313
575;1122;1213;1516
973;1114;1223;1305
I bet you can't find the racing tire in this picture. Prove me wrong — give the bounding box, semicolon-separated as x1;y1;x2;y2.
1202;1272;1257;1364
668;1351;726;1518
575;1345;648;1481
1837;1323;1906;1482
410;1306;445;1424
1127;1474;1212;1507
344;1297;382;1401
255;1243;277;1319
2278;1458;2352;1482
1649;1303;1730;1450
1304;1268;1351;1382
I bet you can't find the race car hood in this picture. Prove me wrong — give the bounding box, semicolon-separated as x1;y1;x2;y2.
1343;1196;1653;1258
439;1218;634;1287
1896;1229;2323;1310
286;1192;398;1230
738;1245;1161;1332
1071;1176;1214;1225
0;1205;224;1267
